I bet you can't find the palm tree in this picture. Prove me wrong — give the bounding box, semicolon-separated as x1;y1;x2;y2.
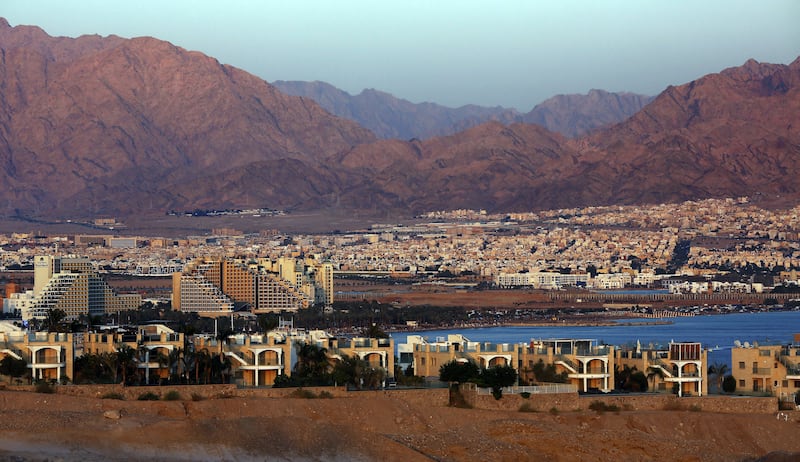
180;348;195;384
196;349;213;384
646;366;665;392
167;347;183;383
43;309;67;333
100;351;120;384
293;341;331;385
708;362;729;393
116;344;137;386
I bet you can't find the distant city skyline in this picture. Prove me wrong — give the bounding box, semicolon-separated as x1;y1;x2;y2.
4;0;799;110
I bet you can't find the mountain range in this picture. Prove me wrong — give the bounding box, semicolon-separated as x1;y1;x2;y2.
1;18;798;222
272;80;653;139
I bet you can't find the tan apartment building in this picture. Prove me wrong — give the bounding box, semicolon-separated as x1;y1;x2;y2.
317;335;395;378
408;334;518;378
82;324;185;384
731;334;800;399
407;335;614;393
218;333;293;387
519;339;615;393
0;330;74;383
404;335;709;396
616;341;708;396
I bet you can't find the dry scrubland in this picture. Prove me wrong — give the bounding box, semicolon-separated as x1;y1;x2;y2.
0;387;798;461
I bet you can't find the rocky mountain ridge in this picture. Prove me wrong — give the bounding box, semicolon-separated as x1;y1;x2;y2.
1;18;798;222
273;80;653;139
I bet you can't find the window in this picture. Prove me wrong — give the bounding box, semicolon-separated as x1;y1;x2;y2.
738;361;745;369
782;380;788;388
739;379;745;387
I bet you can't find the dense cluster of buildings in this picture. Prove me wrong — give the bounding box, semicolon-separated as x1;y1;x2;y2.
1;314;798;401
0;197;797;398
0;199;797;286
172;256;333;316
401;334;708;397
401;332;800;400
0;321;392;388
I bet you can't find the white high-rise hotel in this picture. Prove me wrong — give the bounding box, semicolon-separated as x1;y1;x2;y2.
4;256;141;321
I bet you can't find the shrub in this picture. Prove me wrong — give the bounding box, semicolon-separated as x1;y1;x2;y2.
491;389;503;400
588;400;620;414
190;393;205;401
137;392;160;401
318;390;334;399
101;392;125;400
162;390;181;401
519;392;531;399
663;399;684;411
518;402;537;413
722;375;736;393
34;381;55;394
288;388;317;399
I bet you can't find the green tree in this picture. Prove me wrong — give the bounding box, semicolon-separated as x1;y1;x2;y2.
43;308;67;333
722;375;736;393
646;366;665;392
531;359;568;383
0;355;28;383
628;371;648;392
439;360;480;384
167;347;183;383
708;362;729;393
100;351;120;384
481;365;518;398
292;341;331;386
616;365;647;391
332;354;366;388
116;344;137;386
365;324;389;339
257;314;279;333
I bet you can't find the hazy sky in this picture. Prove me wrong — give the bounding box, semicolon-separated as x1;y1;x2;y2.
5;1;799;110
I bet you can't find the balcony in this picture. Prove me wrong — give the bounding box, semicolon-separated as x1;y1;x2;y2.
752;367;772;376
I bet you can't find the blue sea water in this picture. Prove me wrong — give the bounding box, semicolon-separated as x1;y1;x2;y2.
390;310;800;368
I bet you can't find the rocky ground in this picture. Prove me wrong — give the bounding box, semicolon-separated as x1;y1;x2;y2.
0;389;799;461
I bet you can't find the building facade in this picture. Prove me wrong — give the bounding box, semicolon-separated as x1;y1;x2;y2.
731;335;800;400
172;257;334;316
12;256;142;321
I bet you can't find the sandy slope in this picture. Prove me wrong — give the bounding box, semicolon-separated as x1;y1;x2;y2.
0;390;798;461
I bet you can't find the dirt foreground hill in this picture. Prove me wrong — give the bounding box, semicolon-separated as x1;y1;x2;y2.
0;388;798;461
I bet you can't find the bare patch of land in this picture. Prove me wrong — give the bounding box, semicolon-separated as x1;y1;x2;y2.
0;389;797;461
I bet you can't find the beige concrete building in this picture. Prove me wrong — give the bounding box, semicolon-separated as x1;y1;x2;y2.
731;335;800;399
404;334;708;396
0;330;74;383
217;333;293;387
616;341;708;396
82;324;185;384
520;338;615;393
